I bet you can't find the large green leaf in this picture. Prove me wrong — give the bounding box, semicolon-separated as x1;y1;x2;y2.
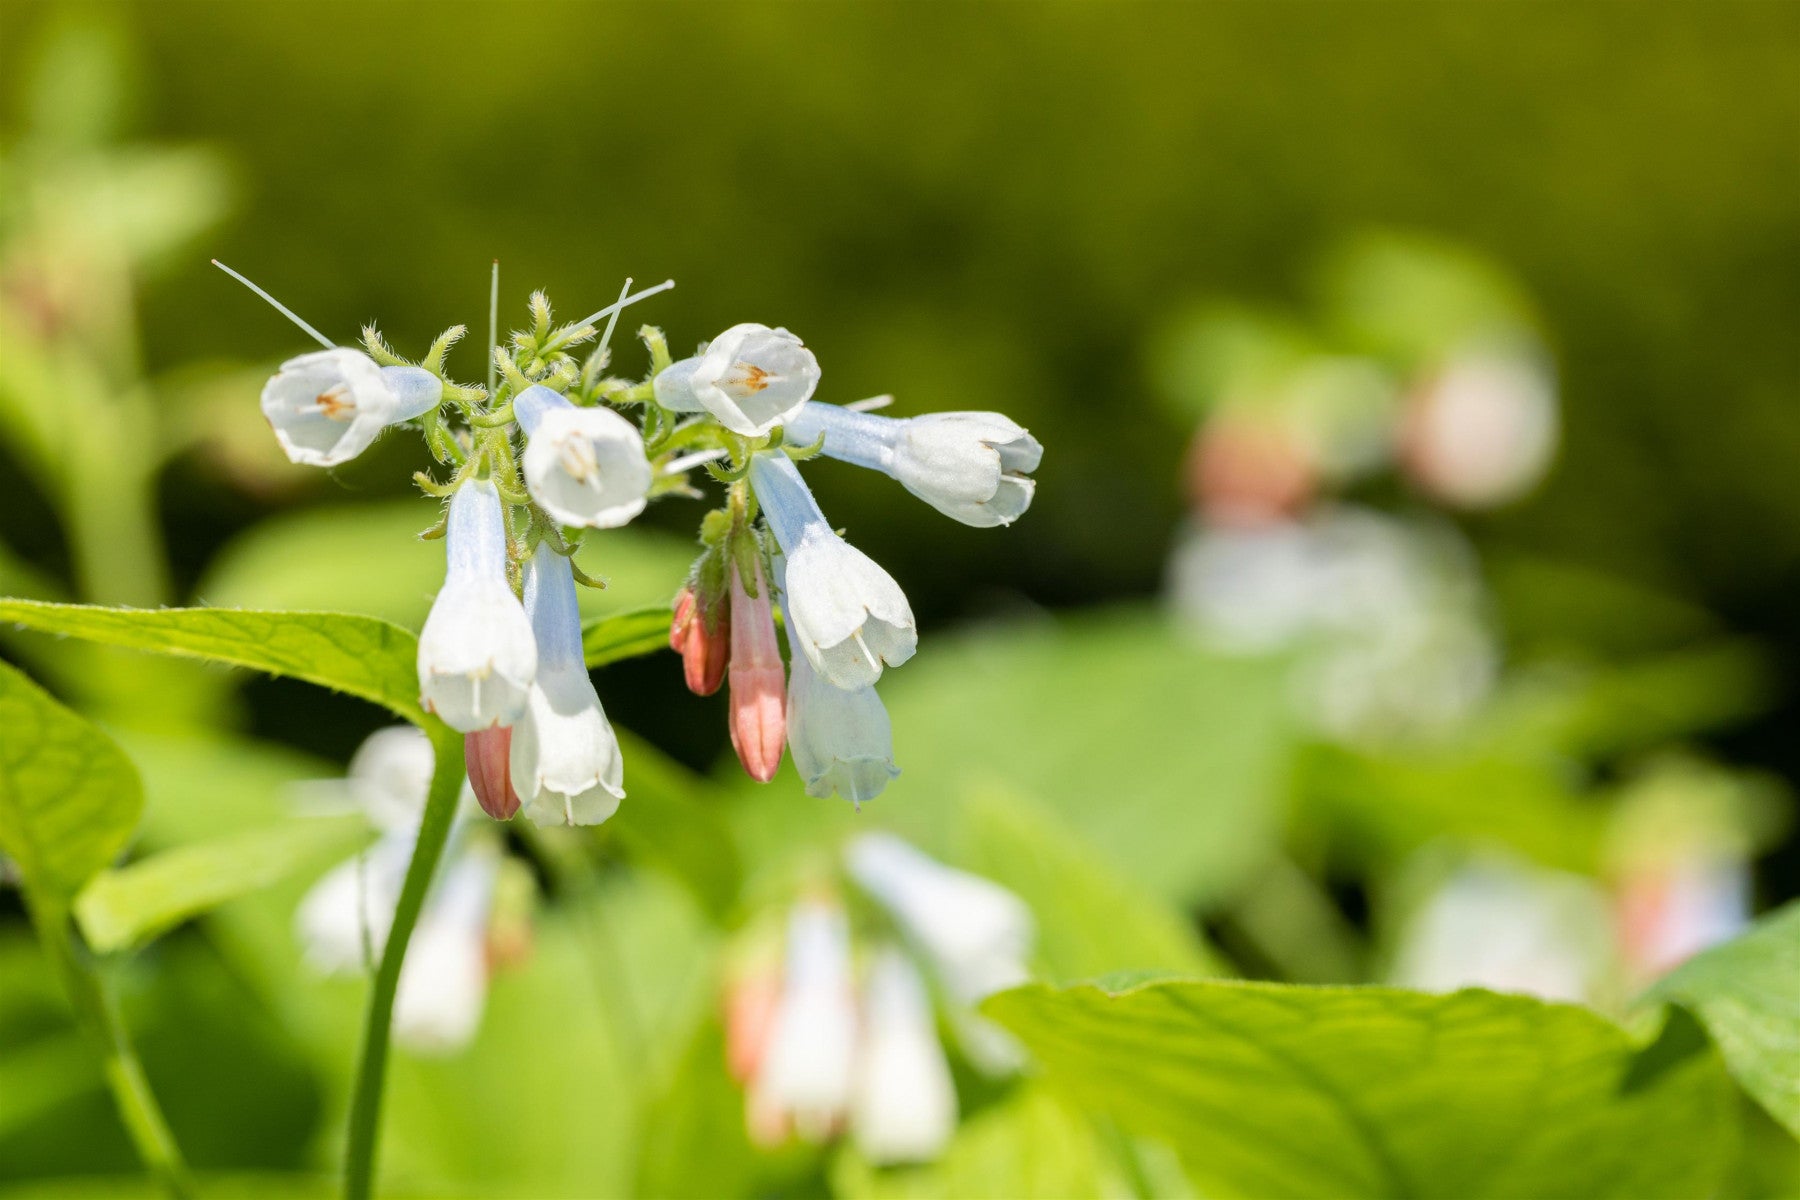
986;979;1733;1200
584;606;674;670
0;600;423;723
1649;901;1800;1138
872;608;1294;907
74;817;373;954
956;788;1224;982
0;661;143;902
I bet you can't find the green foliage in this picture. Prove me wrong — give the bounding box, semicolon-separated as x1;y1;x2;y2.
0;659;143;903
986;979;1734;1199
75;817;372;954
610;729;743;923
0;599;424;724
1650;902;1800;1139
585;606;674;670
956;789;1225;982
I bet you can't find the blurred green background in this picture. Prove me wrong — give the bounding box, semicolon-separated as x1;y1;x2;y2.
2;1;1798;1196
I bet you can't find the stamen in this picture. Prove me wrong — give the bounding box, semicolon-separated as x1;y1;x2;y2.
596;277;632;365
304;383;356;421
722;362;774;397
570;278;676;331
212;260;336;350
852;628;880;671
558;436;601;485
661;448;729;476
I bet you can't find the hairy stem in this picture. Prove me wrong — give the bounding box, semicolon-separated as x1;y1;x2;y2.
342;722;464;1200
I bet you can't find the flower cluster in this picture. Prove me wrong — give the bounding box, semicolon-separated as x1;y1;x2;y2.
726;834;1035;1164
229;264;1042;823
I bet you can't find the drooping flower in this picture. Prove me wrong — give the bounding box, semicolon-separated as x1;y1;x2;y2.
260;348;442;467
753;900;859;1142
851;948;958;1165
784;403;1042;528
727;557;786;783
749;451;915;690
509;544;624;826
1398;349;1557;509
295;726;502;1055
845;834;1033;1007
514;384;653;528
653;323;821;436
417;478;538;732
392;845;501;1053
464;725;519;821
670;585;728;696
1388;855;1611;1004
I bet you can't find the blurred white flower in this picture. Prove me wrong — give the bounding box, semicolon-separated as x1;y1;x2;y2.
852;949;958;1165
846;834;1033;1007
509;544;624;826
515;385;652;529
1390;856;1612;1004
417;478;537;732
295;726;500;1055
750;452;915;690
754;901;859;1142
260;349;441;467
1400;349;1557;509
1618;860;1750;981
784;403;1042;528
654;323;820;436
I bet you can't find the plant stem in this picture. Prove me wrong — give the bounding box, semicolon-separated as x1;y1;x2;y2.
341;722;465;1200
31;899;191;1198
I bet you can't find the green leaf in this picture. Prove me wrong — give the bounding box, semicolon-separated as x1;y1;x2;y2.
0;599;424;723
956;788;1225;982
583;606;673;670
877;608;1294;908
74;817;374;954
0;660;143;903
986;979;1733;1199
831;1085;1111;1200
1649;900;1800;1138
610;729;743;922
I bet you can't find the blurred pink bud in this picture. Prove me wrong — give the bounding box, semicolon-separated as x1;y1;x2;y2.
465;726;520;821
724;971;784;1085
672;585;729;696
728;559;786;783
1187;415;1317;528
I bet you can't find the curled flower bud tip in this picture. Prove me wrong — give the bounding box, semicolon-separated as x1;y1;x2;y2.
728;558;786;783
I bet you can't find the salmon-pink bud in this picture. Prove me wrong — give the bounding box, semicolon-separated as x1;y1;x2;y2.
724;970;783;1085
728;558;786;783
674;586;729;696
1186;415;1317;528
465;726;519;821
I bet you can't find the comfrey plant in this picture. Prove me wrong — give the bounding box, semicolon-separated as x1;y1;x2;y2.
220;261;1043;820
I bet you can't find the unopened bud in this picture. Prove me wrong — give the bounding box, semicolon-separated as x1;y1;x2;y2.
728;558;786;782
673;584;729;696
1187;415;1317;528
465;725;520;820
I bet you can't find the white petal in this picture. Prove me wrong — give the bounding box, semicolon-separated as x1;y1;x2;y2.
259;348;400;467
890;412;1042;527
785;530;916;691
757;902;857;1139
392;849;497;1055
852;950;958;1164
521;405;653;528
786;650;898;805
686;324;821;436
418;580;538;731
509;660;624;827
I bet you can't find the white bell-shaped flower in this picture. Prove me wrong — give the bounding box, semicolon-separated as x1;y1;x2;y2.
260;348;442;467
785;403;1042;528
772;555;899;805
846;834;1033;1006
392;846;499;1055
755;901;858;1141
750;452;915;690
1400;350;1557;509
417;478;538;732
851;948;958;1165
653;323;820;436
509;544;625;827
515;385;653;528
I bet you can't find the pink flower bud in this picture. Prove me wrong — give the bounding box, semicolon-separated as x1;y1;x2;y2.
465;725;520;821
672;585;729;696
1186;415;1317;528
728;558;786;783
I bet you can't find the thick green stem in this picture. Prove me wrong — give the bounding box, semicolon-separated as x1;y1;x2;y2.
31;899;191;1198
342;722;465;1200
